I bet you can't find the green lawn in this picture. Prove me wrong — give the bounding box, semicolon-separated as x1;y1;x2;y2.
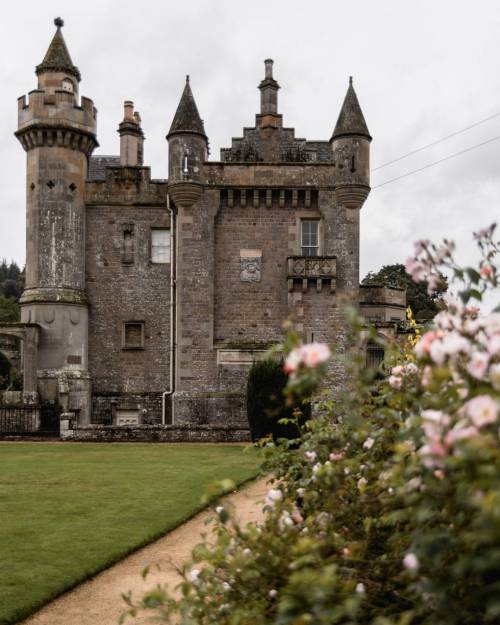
0;442;260;625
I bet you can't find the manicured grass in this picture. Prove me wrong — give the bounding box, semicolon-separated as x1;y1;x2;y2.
0;442;260;625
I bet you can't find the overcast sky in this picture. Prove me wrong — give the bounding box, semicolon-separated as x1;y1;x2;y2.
1;0;499;303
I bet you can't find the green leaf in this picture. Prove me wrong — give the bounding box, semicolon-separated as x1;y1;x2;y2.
466;267;481;284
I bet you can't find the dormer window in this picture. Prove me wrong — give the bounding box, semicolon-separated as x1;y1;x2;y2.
61;78;74;93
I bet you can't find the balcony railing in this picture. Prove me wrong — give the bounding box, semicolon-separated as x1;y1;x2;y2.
287;255;337;293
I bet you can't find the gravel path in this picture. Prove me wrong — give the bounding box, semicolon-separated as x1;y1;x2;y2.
21;477;269;625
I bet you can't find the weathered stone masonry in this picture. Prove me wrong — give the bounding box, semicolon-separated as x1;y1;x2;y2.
7;21;406;439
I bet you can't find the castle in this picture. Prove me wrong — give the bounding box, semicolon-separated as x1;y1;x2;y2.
0;19;407;439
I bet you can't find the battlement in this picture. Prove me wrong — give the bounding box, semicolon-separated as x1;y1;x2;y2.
359;285;406;307
17;89;97;136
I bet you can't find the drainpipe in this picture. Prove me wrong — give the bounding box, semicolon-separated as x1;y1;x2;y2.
162;193;177;424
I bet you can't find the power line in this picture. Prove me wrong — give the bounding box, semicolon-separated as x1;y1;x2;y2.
372;111;500;171
372;134;500;189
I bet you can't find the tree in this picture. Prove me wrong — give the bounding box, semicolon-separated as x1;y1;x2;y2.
0;259;24;302
0;297;20;323
362;262;447;320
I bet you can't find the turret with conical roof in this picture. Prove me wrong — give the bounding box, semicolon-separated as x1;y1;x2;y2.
35;17;81;96
332;77;371;141
15;18;97;424
168;76;207;139
330;77;371;209
167;76;207;207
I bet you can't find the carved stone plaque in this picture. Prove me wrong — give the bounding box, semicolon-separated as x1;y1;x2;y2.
240;249;262;282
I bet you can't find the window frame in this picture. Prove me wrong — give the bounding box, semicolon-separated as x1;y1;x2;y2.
61;78;74;93
150;228;171;264
300;219;320;257
122;321;145;350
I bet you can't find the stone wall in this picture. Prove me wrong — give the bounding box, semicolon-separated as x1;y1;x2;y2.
61;423;251;442
91;392;166;424
85;168;170;423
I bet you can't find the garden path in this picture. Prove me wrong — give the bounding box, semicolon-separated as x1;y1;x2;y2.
21;476;269;625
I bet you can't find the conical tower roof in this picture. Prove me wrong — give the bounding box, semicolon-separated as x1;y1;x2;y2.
167;76;206;138
36;18;81;82
332;77;371;140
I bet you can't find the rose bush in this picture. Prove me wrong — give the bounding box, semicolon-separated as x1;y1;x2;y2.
122;225;499;625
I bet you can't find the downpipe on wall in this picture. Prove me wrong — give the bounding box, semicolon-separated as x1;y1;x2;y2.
162;193;176;425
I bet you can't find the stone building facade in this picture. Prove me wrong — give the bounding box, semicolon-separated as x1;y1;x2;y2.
5;19;406;436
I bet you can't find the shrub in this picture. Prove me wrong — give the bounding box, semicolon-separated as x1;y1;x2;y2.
122;224;500;625
246;359;307;441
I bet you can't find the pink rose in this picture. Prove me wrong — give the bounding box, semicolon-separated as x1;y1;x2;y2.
480;265;494;278
487;334;500;357
444;424;478;446
301;342;331;368
415;331;439;358
466;351;490;380
329;451;344;461
389;375;402;389
284;347;303;374
403;553;419;571
465;395;499;428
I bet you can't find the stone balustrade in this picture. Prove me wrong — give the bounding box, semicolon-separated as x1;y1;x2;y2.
287;255;337;293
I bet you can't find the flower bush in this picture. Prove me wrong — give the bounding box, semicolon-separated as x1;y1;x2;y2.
122;225;500;625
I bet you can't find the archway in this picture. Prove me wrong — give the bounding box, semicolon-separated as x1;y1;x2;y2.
0;351;11;390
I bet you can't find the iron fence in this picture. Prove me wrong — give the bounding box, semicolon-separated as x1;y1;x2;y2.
0;404;41;433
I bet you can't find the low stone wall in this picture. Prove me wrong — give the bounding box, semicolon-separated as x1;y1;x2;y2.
61;422;251;443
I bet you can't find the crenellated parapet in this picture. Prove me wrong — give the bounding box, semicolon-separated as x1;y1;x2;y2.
16;90;97;154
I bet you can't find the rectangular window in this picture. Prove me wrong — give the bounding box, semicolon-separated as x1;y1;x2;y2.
151;229;170;264
122;322;145;350
301;220;319;256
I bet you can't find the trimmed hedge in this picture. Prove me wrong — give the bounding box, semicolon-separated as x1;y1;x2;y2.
246;359;309;441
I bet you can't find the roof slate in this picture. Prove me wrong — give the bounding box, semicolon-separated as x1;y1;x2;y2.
88;155;120;181
332;79;371;140
36;20;81;81
168;78;206;137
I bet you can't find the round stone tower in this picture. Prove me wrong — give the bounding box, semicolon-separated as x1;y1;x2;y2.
15;18;98;422
167;76;208;208
330;77;371;209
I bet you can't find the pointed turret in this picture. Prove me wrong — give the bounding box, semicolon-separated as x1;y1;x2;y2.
331;77;371;140
330;77;371;210
167;76;207;208
167;76;206;138
36;18;81;82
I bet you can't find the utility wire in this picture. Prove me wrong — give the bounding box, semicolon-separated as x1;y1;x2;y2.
372;134;500;189
372;111;500;171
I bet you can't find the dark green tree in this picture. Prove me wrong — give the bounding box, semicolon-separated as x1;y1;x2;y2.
0;297;20;323
362;263;447;320
0;260;24;301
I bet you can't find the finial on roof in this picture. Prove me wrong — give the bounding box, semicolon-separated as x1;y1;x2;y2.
186;75;190;83
331;77;371;141
54;17;64;28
